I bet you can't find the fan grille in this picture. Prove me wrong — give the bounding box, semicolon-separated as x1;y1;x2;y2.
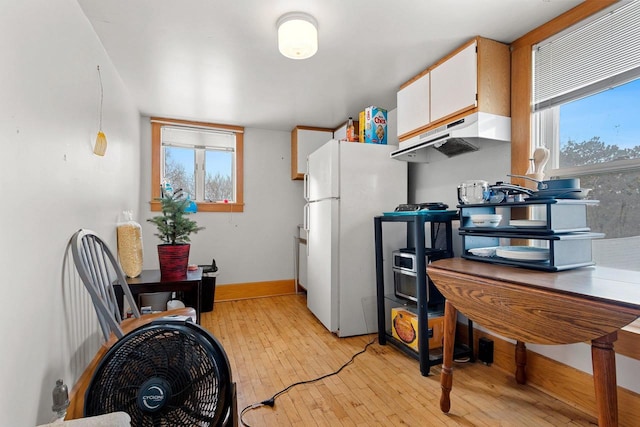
85;321;230;426
433;138;479;157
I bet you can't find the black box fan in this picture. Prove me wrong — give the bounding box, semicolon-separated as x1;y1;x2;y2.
84;318;237;426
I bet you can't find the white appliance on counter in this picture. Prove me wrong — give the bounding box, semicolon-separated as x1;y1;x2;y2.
303;140;407;337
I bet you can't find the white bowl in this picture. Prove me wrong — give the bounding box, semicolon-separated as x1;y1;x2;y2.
470;214;502;227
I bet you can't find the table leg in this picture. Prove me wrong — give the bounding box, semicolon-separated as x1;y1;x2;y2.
591;331;618;427
196;281;201;324
440;300;457;413
515;340;527;384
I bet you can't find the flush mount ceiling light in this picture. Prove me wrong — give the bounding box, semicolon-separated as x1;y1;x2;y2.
277;12;318;60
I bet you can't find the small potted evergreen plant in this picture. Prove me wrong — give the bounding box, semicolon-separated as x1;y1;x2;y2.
147;189;204;280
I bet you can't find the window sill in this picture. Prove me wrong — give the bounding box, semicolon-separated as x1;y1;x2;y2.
150;201;244;213
548;158;640;178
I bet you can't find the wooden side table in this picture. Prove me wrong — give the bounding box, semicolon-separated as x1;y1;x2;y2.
115;268;203;324
428;258;640;427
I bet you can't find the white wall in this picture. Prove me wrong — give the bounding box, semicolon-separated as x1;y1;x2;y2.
138;121;306;285
0;1;141;424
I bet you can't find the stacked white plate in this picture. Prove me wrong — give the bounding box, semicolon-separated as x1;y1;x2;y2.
509;219;547;228
470;214;502;227
495;246;549;261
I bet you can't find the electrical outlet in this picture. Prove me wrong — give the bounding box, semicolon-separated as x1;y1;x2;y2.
478;337;494;365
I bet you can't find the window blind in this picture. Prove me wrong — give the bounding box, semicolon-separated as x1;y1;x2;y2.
533;0;640;111
161;126;235;151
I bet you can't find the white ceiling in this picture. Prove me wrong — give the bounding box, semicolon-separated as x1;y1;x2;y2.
77;0;583;132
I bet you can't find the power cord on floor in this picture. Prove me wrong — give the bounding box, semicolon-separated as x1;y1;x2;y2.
239;336;377;427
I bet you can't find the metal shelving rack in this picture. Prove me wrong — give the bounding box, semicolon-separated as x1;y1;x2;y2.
374;211;473;376
458;199;604;271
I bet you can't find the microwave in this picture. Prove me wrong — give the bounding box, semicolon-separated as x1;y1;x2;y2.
392;250;418;273
392;249;444;305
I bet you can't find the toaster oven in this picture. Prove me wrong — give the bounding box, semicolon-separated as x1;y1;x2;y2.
392;248;444;305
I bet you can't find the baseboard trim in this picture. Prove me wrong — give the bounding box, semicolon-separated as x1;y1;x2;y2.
457;324;640;424
215;279;297;301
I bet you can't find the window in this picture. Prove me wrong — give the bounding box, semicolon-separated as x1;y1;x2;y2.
151;117;244;212
532;0;640;240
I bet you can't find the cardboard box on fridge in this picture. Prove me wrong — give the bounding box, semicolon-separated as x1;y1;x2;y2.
391;307;444;351
363;106;387;144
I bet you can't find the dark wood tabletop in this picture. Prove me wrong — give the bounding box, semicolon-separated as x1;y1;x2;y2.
429;258;640;310
126;267;203;285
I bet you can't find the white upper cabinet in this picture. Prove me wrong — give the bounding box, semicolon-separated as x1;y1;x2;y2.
291;127;333;180
396;36;510;142
397;72;430;139
430;41;478;123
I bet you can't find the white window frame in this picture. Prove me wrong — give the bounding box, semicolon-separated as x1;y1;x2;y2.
531;0;640;178
533;106;640;178
160;125;236;202
150;117;244;213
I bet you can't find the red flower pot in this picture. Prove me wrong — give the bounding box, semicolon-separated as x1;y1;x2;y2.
157;244;190;281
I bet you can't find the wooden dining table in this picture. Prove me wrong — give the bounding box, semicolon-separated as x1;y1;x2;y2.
427;258;640;427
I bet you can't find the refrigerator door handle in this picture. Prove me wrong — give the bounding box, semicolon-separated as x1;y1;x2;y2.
303;203;310;232
303;203;310;256
303;172;309;201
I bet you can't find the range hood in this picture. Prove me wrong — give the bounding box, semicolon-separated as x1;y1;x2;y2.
390;112;511;162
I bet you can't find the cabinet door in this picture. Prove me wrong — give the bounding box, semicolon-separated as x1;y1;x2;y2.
397;72;430;138
291;127;333;180
430;41;477;123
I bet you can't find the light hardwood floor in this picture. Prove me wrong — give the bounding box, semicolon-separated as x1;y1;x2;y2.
201;294;597;426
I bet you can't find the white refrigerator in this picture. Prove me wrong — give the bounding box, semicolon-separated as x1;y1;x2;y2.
304;140;407;337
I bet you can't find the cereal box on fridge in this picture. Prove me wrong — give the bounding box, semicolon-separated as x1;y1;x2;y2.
363;106;387;144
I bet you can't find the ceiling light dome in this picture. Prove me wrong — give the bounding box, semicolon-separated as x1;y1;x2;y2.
277;12;318;60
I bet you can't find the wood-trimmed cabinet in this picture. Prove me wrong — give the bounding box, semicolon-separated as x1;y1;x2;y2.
291;126;333;180
430;41;478;123
397;36;510;142
396;71;430;139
